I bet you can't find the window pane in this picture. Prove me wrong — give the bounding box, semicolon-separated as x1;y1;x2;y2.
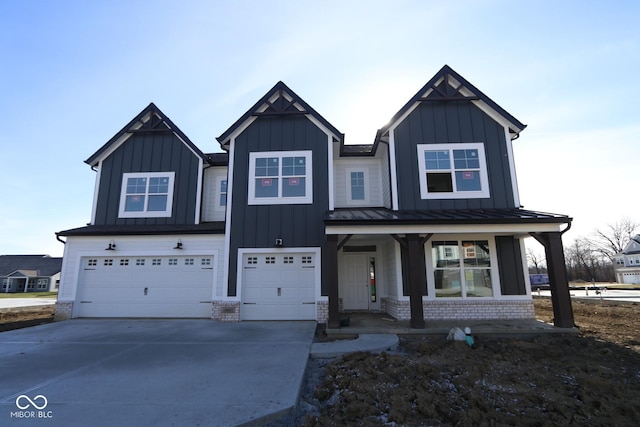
282;157;306;176
462;240;491;267
351;171;365;200
220;180;227;193
427;172;453;192
255;157;279;177
255;178;278;198
425;150;450;170
126;177;147;194
465;269;493;297
149;177;169;193
432;241;460;267
147;194;168;211
125;195;145;212
434;269;462;297
282;177;305;197
220;193;227;206
455;171;481;191
453;149;479;169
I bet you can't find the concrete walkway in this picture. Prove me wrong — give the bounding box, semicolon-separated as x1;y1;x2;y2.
310;334;399;358
0;320;315;427
0;298;57;309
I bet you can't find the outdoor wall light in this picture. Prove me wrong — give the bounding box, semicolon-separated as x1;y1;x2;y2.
174;239;183;250
275;238;283;247
105;240;116;251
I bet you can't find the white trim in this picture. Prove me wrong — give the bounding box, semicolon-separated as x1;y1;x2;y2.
345;168;370;205
326;223;565;235
389;129;399;210
90;161;102;225
504;127;521;207
222;139;236;298
247;150;313;205
236;247;322;302
417;142;490;199
327;134;335;211
194;158;203;224
118;172;175;218
519;237;532;296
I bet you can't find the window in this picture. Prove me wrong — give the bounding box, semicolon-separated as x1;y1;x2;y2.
417;143;490;199
431;240;493;298
104;259;113;266
219;180;227;207
284;256;294;264
265;256;276;264
118;172;175;218
247;257;258;265
185;258;194;266
87;259;97;267
346;169;369;204
168;259;178;266
152;259;162;266
119;259;129;266
302;256;313;264
248;151;313;204
136;259;146;266
201;258;211;266
37;279;48;289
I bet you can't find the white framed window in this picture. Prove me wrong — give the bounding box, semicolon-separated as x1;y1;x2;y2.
118;172;175;218
417;143;490;199
136;259;145;266
248;151;313;205
214;176;228;211
428;239;497;298
346;169;369;205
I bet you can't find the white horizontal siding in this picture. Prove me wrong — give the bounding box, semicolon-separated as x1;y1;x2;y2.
202;167;228;222
334;159;384;208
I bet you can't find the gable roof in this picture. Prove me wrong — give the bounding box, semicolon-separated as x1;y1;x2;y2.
216;81;344;148
85;103;212;167
0;255;62;277
375;65;527;144
622;235;640;255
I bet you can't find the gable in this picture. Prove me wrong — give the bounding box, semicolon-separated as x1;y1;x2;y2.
376;65;526;144
216;81;343;148
86;103;211;167
623;235;640;255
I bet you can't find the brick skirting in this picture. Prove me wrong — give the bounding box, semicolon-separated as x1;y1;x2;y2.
211;301;240;322
381;298;534;321
54;301;74;320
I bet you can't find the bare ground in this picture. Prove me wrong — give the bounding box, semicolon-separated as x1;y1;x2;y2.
288;298;640;426
0;305;55;332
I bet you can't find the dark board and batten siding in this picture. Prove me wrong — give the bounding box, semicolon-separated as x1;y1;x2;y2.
94;132;200;226
495;236;527;295
227;115;330;296
394;101;516;210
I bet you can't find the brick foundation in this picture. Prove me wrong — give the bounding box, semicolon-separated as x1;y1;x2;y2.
317;301;328;323
54;301;74;321
382;298;535;321
211;301;240;322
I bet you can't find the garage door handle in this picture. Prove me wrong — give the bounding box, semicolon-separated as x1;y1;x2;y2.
243;302;257;305
302;302;316;305
199;301;211;304
80;301;92;303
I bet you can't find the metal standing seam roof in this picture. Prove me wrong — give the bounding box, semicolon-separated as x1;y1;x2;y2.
325;208;572;225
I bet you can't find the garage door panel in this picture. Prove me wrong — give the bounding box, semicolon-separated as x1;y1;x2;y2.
76;256;214;318
241;252;317;320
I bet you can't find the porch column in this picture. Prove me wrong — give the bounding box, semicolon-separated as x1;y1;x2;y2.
406;234;425;329
326;234;340;328
533;231;575;328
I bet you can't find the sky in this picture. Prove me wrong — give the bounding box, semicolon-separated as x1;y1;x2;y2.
1;0;638;258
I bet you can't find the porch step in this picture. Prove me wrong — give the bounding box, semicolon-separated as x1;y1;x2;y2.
310;334;399;359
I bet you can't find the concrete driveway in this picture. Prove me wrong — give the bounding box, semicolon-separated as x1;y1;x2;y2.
0;319;316;426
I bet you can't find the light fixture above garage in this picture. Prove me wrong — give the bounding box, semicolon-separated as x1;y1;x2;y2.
275;238;283;247
174;239;183;250
105;240;116;251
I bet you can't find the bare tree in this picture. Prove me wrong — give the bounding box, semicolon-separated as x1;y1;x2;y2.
527;248;546;274
590;217;639;262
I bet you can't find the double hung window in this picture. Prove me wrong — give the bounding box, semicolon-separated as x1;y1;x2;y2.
417;143;489;199
119;172;175;218
248;151;312;204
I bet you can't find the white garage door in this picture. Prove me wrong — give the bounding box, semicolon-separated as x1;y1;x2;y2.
241;252;316;320
75;255;214;318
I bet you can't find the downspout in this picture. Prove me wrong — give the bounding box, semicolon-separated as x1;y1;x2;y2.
56;234;66;245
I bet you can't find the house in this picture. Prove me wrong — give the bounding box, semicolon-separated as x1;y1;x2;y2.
0;255;62;293
613;235;640;284
55;65;575;327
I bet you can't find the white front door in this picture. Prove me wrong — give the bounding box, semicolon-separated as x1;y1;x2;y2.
340;253;370;310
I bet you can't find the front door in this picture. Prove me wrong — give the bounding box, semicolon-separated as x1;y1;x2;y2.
340;253;370;310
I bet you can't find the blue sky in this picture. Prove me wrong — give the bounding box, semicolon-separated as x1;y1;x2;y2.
1;0;638;257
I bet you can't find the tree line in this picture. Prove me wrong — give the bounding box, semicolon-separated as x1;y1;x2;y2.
527;217;638;283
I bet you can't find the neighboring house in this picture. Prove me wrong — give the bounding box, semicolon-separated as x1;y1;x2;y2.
613;235;640;284
0;255;62;293
55;65;575;327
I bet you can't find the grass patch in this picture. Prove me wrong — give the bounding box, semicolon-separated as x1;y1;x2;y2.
0;292;58;299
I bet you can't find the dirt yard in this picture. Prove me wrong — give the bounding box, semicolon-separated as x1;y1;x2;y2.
0;305;55;332
294;298;640;426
